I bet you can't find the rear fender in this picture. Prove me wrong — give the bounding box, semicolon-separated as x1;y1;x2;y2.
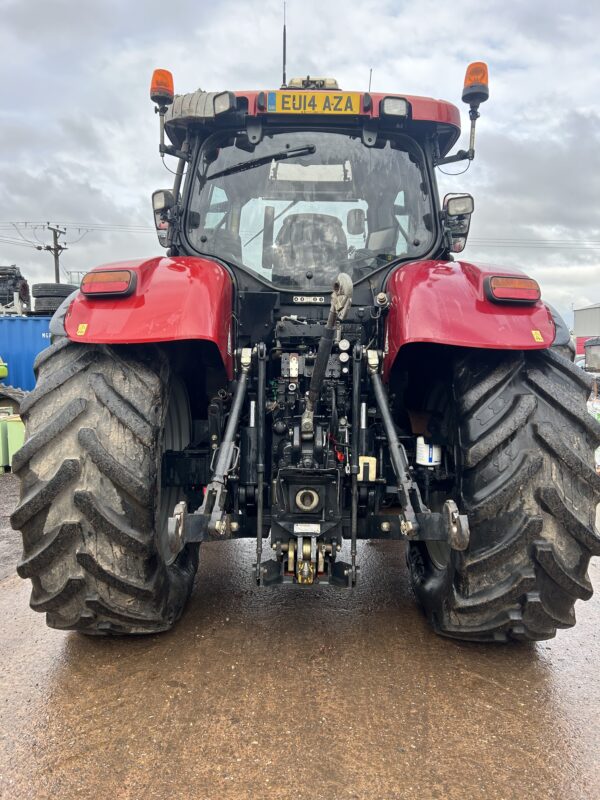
383;260;555;378
64;256;234;377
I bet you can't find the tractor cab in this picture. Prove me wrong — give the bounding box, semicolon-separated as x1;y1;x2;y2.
151;70;484;296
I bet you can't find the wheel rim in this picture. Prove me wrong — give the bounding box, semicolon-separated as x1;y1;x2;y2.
158;377;191;563
426;541;451;570
423;490;452;570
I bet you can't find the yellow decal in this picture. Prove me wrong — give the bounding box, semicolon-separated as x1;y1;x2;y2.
531;330;544;342
76;323;88;336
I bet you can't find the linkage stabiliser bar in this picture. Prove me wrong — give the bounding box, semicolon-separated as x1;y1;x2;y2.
367;350;419;530
367;349;470;549
171;348;253;544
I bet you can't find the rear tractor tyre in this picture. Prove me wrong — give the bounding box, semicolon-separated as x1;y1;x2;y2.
10;339;199;634
408;348;600;642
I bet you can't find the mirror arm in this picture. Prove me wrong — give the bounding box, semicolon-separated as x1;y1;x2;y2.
435;149;470;166
467;105;480;154
159;143;191;160
434;104;480;166
439;212;453;251
155;108;191;161
166;204;182;250
172;136;191;201
155;104;168;153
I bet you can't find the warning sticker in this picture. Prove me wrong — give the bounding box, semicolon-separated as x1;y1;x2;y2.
76;323;88;336
531;330;544;342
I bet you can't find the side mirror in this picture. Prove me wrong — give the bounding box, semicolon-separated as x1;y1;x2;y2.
443;193;474;253
347;208;365;236
152;189;175;248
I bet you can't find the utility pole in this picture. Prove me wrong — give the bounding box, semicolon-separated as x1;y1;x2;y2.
41;224;67;283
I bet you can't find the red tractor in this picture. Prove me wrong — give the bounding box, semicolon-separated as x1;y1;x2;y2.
11;64;600;641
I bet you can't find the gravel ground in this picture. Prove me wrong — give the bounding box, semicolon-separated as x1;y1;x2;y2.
1;472;599;800
0;474;19;580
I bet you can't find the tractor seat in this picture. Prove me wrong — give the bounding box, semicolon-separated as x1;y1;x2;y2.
272;213;348;284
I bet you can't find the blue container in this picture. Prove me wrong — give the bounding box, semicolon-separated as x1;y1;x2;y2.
0;316;52;391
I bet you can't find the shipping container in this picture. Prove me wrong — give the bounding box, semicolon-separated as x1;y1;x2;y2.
0;316;52;391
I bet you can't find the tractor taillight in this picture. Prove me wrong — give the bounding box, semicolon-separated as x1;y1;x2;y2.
81;270;136;297
486;276;541;304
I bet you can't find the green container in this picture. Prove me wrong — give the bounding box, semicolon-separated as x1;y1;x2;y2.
0;415;24;471
0;419;7;470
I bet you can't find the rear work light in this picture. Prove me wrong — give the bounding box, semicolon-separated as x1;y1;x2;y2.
486;276;541;304
81;270;136;297
380;97;409;117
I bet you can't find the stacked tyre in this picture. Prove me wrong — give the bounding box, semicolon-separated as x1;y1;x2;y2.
31;283;79;316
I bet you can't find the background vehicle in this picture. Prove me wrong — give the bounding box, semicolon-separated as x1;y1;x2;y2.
10;65;600;641
0;265;29;309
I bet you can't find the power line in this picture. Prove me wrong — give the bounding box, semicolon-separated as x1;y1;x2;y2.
0;224;71;282
2;221;600;256
468;241;600;250
9;222;42;248
0;237;40;250
0;221;154;231
2;222;600;246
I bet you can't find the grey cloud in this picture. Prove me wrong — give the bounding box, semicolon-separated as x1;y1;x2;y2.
0;0;599;329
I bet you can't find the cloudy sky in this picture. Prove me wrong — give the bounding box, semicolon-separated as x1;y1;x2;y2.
1;0;599;324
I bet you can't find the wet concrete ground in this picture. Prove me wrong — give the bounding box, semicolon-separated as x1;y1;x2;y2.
1;472;599;800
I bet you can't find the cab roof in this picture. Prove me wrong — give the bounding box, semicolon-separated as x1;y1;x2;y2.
165;89;461;154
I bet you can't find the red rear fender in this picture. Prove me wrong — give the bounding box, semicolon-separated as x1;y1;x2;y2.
384;260;555;377
65;256;234;377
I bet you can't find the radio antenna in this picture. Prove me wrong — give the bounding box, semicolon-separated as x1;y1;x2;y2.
368;67;373;92
282;1;287;88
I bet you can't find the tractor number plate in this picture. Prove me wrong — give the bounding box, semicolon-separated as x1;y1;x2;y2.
266;91;361;115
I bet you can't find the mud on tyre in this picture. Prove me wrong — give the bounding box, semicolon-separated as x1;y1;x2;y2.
10;339;199;634
408;348;600;642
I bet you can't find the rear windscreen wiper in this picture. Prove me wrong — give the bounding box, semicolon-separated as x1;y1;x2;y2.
203;145;316;181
